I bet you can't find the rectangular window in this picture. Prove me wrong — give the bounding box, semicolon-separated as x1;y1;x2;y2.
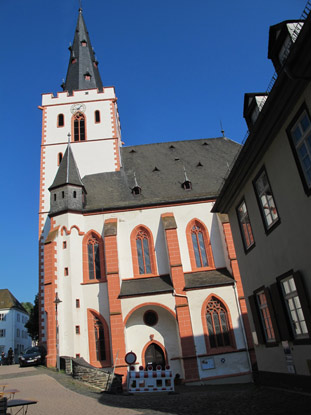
17;314;20;322
280;275;309;339
236;199;255;251
256;291;275;342
288;107;311;195
63;241;67;249
64;267;69;276
254;167;279;232
17;328;20;337
0;314;6;321
76;299;80;308
75;326;80;334
0;330;6;337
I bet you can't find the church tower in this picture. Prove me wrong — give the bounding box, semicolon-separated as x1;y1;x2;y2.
38;8;121;351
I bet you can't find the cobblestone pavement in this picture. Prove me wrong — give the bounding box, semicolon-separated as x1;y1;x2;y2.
1;365;311;415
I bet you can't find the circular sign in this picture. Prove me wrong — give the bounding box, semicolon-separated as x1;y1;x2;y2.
125;351;137;365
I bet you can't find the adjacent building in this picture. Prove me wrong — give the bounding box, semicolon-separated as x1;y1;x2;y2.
0;289;32;361
213;9;311;391
38;8;254;384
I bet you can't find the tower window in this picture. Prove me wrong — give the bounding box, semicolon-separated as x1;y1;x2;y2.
54;194;57;201
57;114;64;127
63;241;67;249
76;299;80;308
73;112;86;141
73;191;77;198
64;267;69;276
57;153;63;166
62;191;65;198
95;110;100;123
75;326;80;334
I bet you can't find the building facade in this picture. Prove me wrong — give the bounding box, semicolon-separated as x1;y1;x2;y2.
213;8;311;391
0;289;32;361
38;9;254;384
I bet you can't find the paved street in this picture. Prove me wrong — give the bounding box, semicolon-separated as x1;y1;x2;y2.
1;364;311;415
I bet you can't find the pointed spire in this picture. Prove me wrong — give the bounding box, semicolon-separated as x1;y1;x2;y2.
49;144;84;190
62;8;103;94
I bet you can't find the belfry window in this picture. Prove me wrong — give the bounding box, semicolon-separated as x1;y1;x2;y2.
73;112;86;141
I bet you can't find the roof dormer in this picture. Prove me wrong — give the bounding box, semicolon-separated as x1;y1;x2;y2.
243;93;268;130
268;20;304;74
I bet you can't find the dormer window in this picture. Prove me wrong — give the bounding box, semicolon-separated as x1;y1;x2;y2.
182;180;192;190
81;40;87;47
84;72;91;81
243;93;268;130
132;186;141;195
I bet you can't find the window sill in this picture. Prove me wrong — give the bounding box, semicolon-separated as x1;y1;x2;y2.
132;273;158;279
81;279;106;285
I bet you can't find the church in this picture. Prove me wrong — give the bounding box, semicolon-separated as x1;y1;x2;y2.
38;8;254;385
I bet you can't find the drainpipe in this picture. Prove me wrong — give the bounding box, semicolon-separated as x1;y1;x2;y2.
232;283;252;375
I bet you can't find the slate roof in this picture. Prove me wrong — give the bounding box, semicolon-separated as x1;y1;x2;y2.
82;137;240;212
184;268;234;289
119;275;173;298
0;289;27;313
49;145;84;191
63;9;103;94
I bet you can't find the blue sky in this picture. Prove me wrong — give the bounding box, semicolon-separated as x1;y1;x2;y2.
0;0;307;304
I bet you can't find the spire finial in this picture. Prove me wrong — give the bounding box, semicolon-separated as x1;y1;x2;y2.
79;0;83;12
220;120;225;137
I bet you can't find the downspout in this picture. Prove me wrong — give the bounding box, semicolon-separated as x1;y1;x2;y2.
232;282;252;376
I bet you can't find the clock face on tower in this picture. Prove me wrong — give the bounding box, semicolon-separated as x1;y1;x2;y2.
70;103;86;114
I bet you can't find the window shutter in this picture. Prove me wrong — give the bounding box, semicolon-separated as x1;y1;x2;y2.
264;287;280;343
293;271;311;336
270;282;293;341
248;295;265;345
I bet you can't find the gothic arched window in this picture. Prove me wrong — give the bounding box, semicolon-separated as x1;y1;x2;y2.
73;112;86;141
131;226;157;277
187;219;215;270
83;231;105;283
87;309;110;367
205;297;234;350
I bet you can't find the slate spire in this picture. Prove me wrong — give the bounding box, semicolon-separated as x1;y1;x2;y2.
62;8;103;94
49;145;84;191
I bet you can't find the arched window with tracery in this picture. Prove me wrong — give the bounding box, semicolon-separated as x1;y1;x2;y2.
186;219;215;270
131;226;157;277
82;231;105;283
202;296;235;352
87;309;110;367
72;112;86;141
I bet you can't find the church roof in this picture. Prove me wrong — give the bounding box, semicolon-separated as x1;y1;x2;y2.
49;145;84;191
0;289;27;313
63;8;103;94
81;137;240;212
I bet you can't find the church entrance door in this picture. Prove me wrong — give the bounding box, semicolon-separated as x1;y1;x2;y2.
144;343;165;369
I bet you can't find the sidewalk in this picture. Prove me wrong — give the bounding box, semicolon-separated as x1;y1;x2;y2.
1;364;311;415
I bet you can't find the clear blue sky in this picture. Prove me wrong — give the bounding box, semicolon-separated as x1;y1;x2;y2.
0;0;307;304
